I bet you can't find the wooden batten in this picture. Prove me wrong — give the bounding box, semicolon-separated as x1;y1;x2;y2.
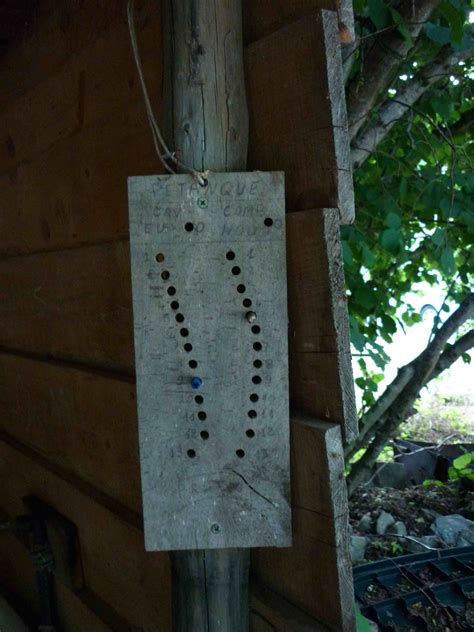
252;418;355;631
246;12;354;224
287;209;357;441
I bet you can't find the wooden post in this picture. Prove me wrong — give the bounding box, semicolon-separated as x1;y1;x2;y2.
161;1;250;630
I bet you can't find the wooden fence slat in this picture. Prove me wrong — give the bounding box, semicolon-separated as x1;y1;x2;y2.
246;12;354;223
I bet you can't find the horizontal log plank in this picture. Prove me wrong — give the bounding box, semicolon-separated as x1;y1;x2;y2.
0;0;161;177
0;440;172;631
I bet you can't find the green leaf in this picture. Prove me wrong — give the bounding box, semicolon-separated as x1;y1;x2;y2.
440;247;455;275
380;228;401;253
381;314;397;335
350;317;366;352
425;24;451;45
342;241;354;267
439;0;464;43
462;353;472;364
385;211;402;229
389;8;414;47
368;0;390;29
453;453;472;470
432;229;445;247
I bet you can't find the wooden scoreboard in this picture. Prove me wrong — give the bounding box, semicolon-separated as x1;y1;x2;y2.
128;172;291;551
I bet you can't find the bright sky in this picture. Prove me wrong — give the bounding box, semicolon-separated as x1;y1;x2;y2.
352;282;474;408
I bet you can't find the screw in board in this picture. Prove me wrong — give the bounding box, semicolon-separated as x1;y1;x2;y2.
246;311;257;323
210;523;221;534
197;198;208;208
191;377;203;390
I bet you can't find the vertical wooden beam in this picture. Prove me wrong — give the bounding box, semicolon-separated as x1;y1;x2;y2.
161;1;249;630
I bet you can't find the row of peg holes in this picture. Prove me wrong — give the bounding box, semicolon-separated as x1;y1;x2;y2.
156;242;269;460
156;253;208;457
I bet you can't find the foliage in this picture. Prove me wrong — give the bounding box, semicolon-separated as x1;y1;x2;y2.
448;450;474;481
344;0;474;409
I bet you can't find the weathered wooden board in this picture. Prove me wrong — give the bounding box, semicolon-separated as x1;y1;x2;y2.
128;172;291;550
287;209;357;441
246;12;354;224
252;418;356;631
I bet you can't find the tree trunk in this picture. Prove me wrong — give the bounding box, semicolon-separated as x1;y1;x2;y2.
161;1;250;630
346;294;474;496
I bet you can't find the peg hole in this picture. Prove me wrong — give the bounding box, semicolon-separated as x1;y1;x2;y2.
189;360;198;369
187;449;196;458
251;325;261;335
200;431;209;440
167;286;176;296
236;449;245;459
249;394;259;403
184;343;193;352
253;359;262;369
243;298;252;308
180;328;189;337
237;284;246;294
176;313;185;323
253;342;262;352
185;222;194;232
226;251;235;260
252;376;262;385
170;300;179;310
198;411;207;421
264;217;273;227
195;395;204;404
156;253;165;263
248;410;257;419
232;266;241;275
246;429;255;438
161;270;170;280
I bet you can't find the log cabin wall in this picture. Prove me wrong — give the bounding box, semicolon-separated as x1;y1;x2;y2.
0;1;357;630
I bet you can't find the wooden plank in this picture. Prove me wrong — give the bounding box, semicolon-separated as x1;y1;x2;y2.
0;528;144;631
0;352;141;515
243;0;355;44
129;173;290;551
250;582;332;631
0;241;134;371
246;13;354;224
0;1;123;111
287;209;357;440
0;0;162;176
252;418;356;631
0;440;172;631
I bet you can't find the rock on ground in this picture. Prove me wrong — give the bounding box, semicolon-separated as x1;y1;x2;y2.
376;510;395;535
351;535;368;563
431;514;474;547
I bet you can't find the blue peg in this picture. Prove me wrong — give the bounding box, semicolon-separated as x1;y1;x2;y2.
191;377;203;390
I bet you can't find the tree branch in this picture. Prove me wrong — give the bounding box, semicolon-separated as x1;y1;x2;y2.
346;293;474;494
351;46;473;169
346;0;442;141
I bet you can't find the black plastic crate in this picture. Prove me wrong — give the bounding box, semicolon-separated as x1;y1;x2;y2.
354;546;474;630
